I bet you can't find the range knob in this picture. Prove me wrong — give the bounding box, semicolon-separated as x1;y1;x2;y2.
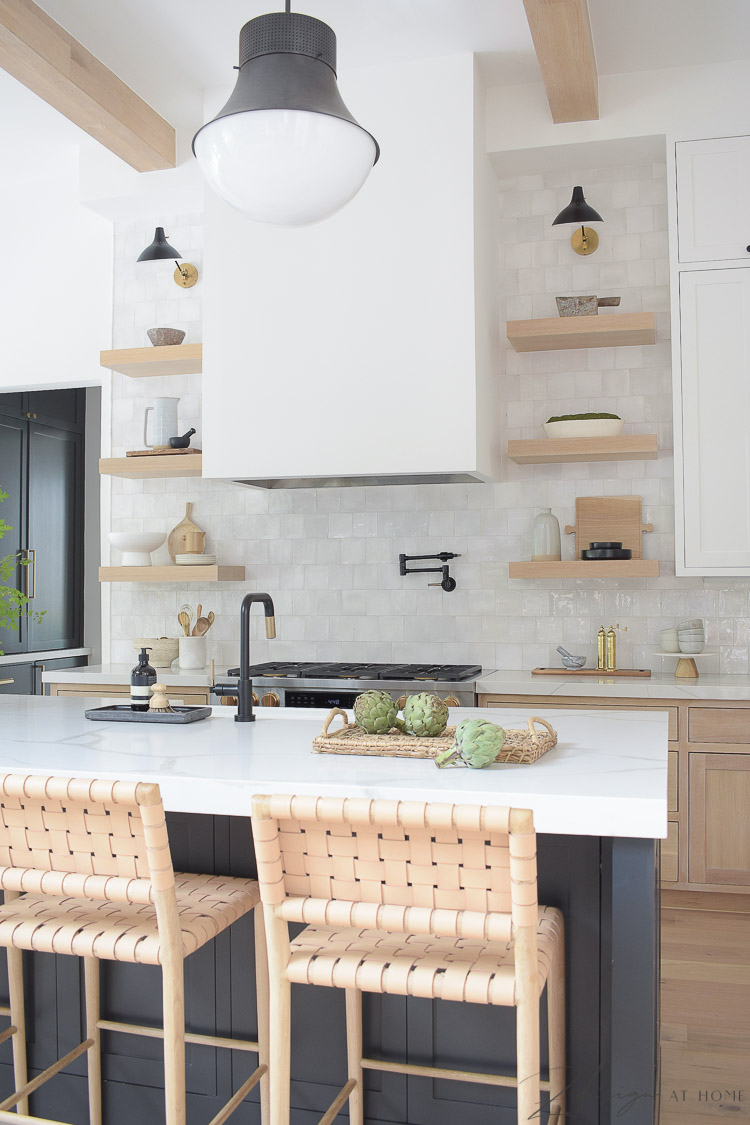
261;691;281;707
220;692;258;707
442;696;461;707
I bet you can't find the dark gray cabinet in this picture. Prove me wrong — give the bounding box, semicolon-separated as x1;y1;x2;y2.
0;390;84;655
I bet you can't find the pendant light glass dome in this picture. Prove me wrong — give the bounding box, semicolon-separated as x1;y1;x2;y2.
193;9;379;227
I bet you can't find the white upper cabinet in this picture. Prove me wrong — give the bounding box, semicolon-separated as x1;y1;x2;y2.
678;269;750;574
676;137;750;264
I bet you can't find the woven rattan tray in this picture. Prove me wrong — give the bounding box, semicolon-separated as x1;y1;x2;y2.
312;708;557;764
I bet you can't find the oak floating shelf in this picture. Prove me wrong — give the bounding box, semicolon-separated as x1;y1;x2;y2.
100;343;203;378
506;312;655;352
508;434;658;465
99;455;203;479
98;565;244;583
509;560;660;578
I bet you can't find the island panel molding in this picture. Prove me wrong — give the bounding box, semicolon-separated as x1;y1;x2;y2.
506;311;656;352
99;344;203;378
508;434;659;464
0;0;174;171
98;565;244;583
99;456;203;479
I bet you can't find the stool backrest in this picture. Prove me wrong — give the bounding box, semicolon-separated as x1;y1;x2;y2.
0;774;175;904
252;795;538;943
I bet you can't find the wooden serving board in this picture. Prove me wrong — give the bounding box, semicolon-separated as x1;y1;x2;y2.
126;447;202;457
532;667;652;677
564;496;652;559
167;502;204;562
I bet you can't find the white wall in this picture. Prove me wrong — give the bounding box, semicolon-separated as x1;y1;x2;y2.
486;58;750;157
0;148;112;392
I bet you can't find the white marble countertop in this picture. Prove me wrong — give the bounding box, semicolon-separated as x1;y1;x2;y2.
1;648;91;668
0;696;667;839
476;669;750;701
41;663;218;687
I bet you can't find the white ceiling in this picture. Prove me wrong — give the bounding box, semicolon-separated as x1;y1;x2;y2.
30;0;750;129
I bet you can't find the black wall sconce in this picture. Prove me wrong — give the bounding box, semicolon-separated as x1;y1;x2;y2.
552;186;604;256
137;226;199;288
399;552;461;592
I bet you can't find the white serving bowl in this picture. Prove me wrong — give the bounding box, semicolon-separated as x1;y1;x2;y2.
678;639;705;653
543;418;624;439
660;628;680;652
108;531;166;566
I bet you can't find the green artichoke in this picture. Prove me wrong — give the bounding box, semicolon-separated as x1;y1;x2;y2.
402;692;450;737
435;718;506;769
353;690;400;735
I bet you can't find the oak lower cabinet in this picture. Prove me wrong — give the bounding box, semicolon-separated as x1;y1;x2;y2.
479;694;750;893
45;684;210;704
688;753;750;886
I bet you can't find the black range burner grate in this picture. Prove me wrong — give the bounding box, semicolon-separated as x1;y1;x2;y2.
229;661;483;682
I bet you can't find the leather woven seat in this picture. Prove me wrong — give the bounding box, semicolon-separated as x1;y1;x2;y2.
0;872;259;963
287;905;562;1005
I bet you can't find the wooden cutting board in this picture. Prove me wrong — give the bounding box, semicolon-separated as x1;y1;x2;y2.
127;447;202;457
532;667;651;677
564;496;652;559
167;502;204;561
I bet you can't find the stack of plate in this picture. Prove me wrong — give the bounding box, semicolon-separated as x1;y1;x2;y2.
581;540;632;560
176;553;217;566
678;619;705;653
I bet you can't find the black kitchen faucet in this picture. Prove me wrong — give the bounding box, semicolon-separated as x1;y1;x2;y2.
212;592;276;721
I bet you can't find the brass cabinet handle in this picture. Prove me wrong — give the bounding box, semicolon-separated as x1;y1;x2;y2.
26;549;36;599
0;679;14;686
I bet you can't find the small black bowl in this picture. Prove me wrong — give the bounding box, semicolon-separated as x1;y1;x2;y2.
589;541;622;549
581;548;632;560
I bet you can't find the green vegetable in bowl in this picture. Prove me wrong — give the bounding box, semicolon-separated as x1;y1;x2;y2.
435;718;507;769
546;411;621;423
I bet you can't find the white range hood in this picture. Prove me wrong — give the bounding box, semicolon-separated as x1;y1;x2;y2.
201;54;500;488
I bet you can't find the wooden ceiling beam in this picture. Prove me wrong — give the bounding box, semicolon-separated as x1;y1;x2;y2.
523;0;599;123
0;0;175;171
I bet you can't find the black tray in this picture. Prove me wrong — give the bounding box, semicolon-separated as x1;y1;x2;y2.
581;548;632;560
85;705;212;724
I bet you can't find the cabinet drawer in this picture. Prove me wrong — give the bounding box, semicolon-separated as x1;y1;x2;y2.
668;751;679;813
662;822;679;883
483;699;678;741
689;707;750;744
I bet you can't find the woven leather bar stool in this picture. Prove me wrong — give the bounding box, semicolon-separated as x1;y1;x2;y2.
252;794;565;1125
0;773;269;1125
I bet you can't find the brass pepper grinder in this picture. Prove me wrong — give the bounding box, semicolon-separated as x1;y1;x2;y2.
605;626;617;672
597;626;606;670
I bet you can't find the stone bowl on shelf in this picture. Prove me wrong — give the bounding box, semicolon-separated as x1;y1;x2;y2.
107;531;166;566
147;327;186;347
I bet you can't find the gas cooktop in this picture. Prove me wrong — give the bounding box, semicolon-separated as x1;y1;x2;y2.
226;661;483;682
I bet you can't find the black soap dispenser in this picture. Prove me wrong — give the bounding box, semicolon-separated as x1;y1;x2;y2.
131;647;156;712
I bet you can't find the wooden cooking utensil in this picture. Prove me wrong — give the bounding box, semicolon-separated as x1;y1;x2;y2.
564;496;652;560
206;611;215;629
192;609;215;637
178;609;192;637
168;502;204;562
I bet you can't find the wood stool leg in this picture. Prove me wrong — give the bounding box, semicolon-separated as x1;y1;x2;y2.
84;958;102;1125
161;955;186;1125
515;993;541;1125
547;936;566;1124
6;946;28;1116
268;974;290;1125
345;989;363;1125
254;907;270;1125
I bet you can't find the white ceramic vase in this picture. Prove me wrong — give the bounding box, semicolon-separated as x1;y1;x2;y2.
531;508;561;562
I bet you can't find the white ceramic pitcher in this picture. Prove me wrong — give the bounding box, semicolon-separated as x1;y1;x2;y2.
143;397;179;448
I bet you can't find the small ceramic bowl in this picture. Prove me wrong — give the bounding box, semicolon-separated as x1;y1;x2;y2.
678;639;705;654
108;531;166;566
678;619;704;630
660;628;680;653
147;327;186;347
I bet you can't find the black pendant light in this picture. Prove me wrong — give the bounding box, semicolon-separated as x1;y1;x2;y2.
136;227;198;288
192;2;379;226
552;186;604;256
